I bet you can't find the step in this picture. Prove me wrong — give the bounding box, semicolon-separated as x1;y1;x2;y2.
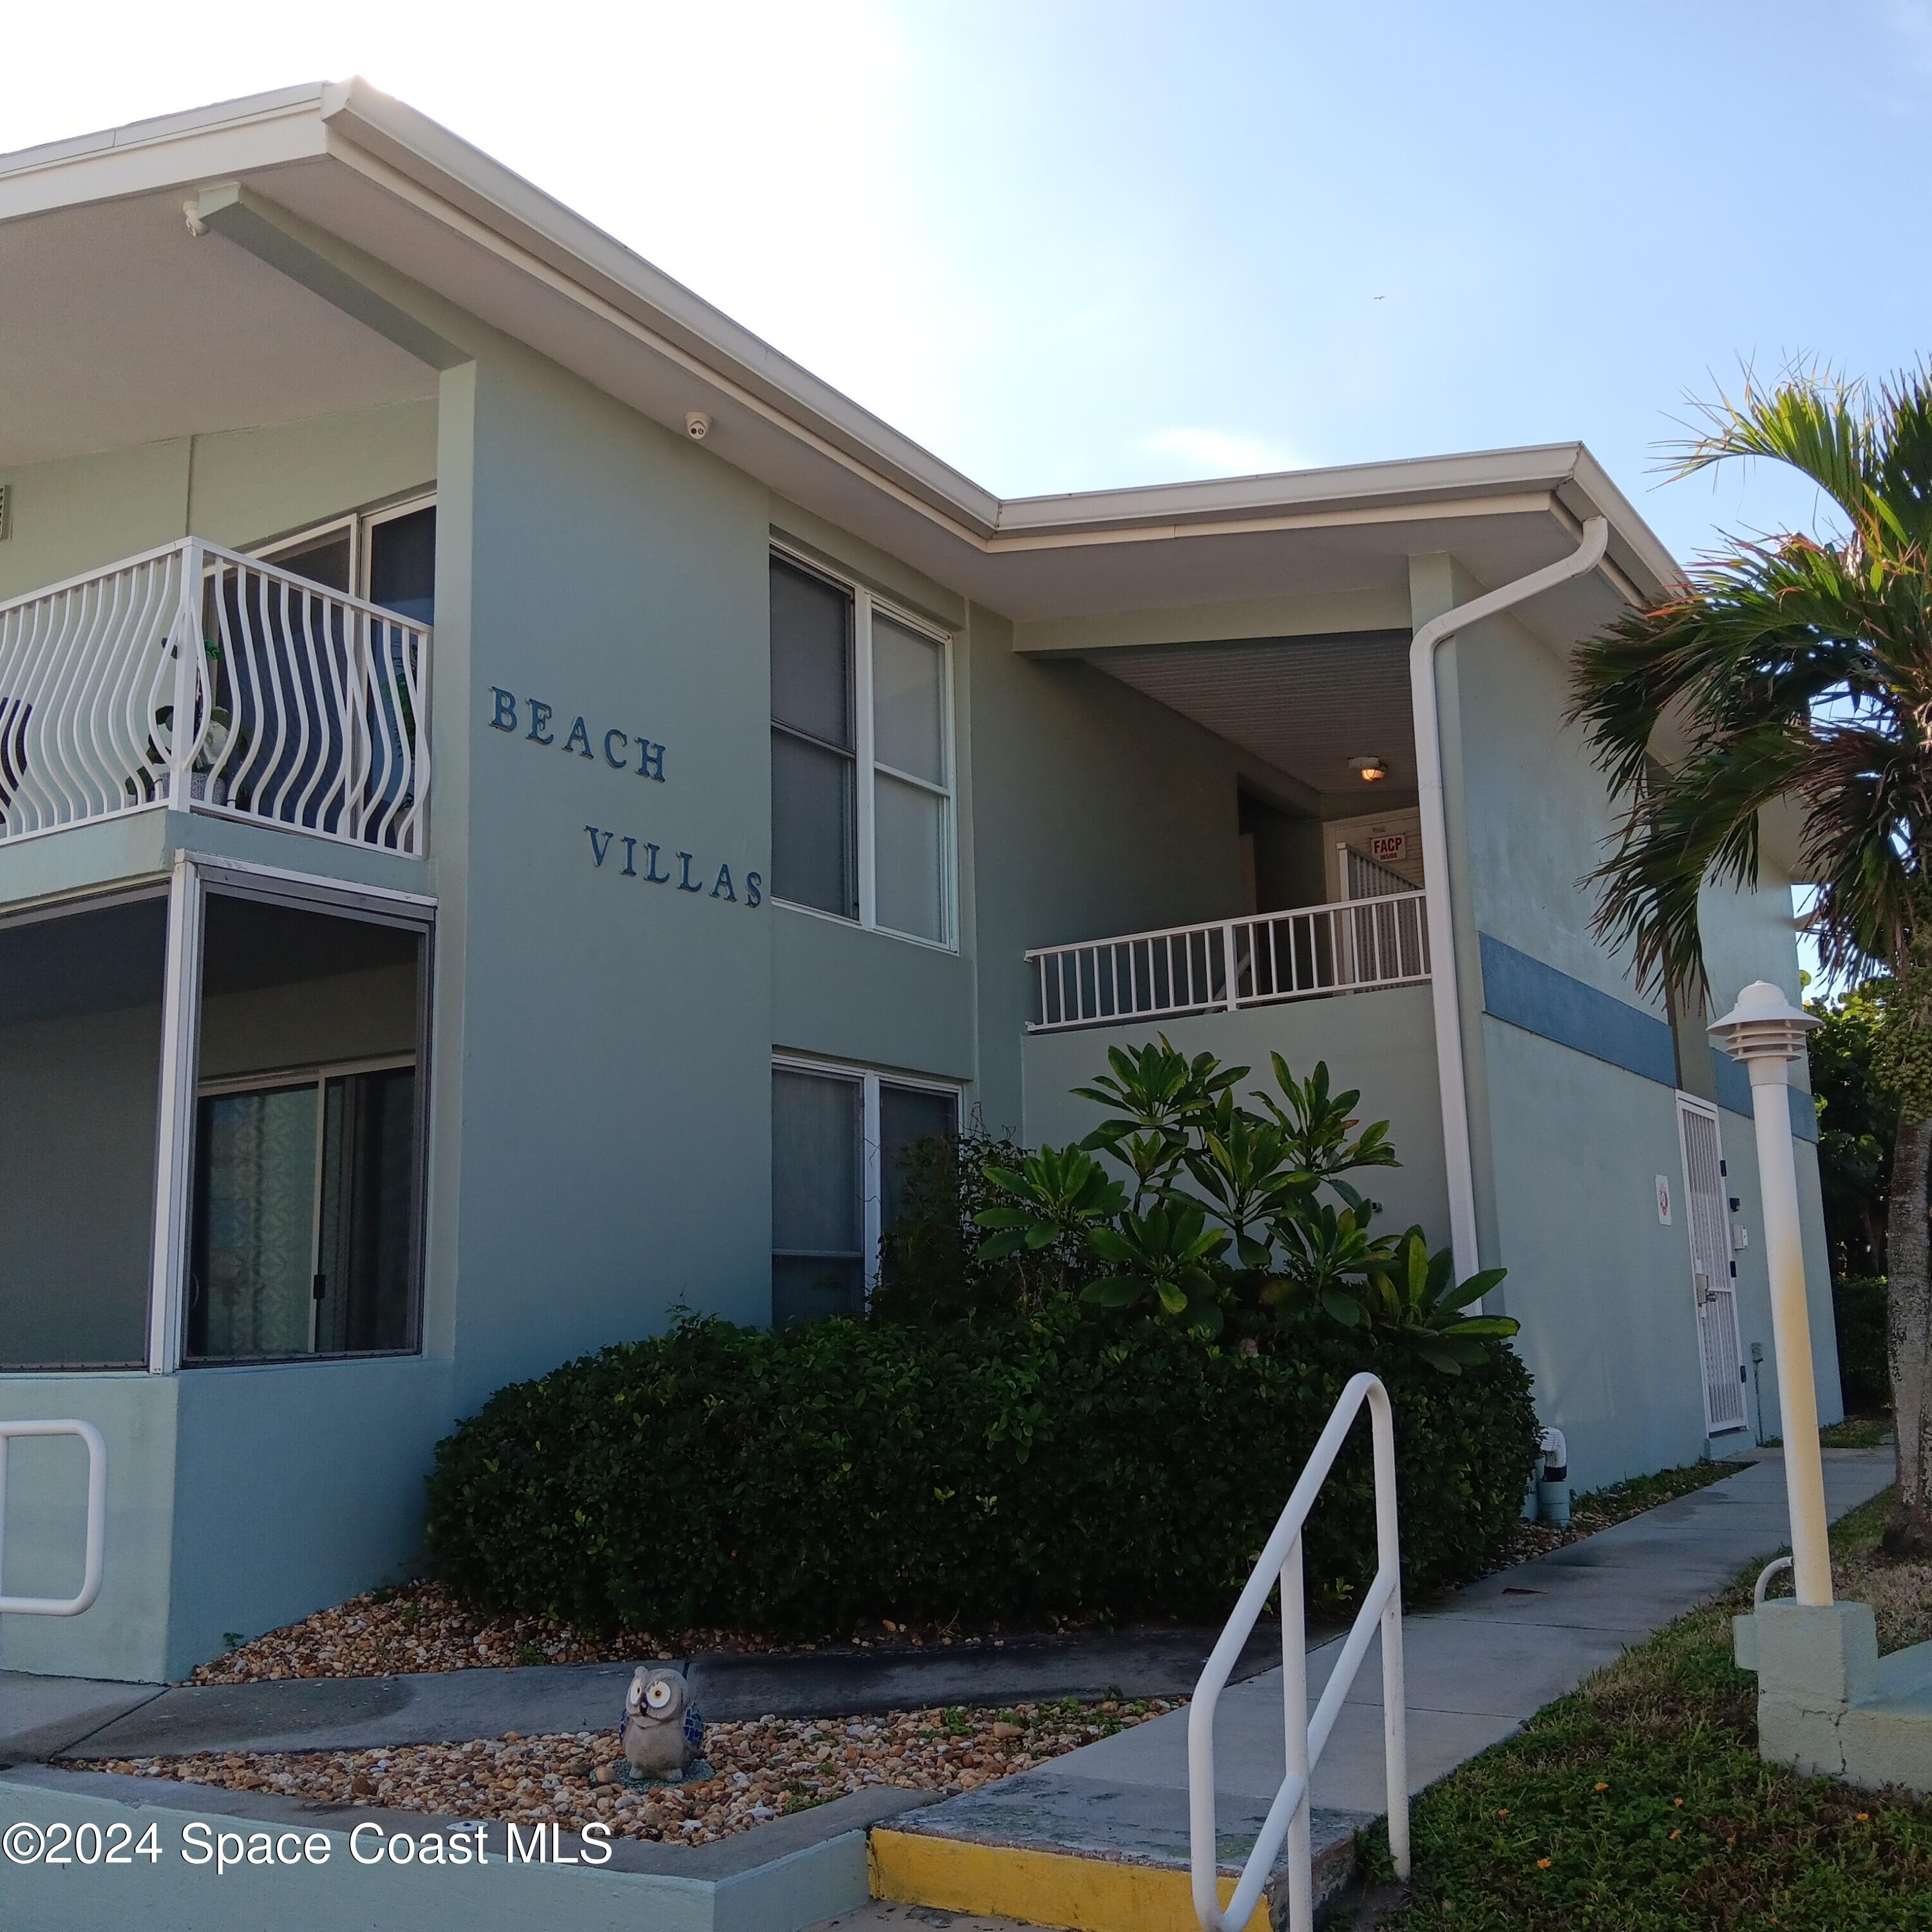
1842;1678;1932;1792
869;1764;1370;1932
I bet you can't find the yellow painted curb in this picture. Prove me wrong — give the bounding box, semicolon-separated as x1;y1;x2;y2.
868;1828;1271;1932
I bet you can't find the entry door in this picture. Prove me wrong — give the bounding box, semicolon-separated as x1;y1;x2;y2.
1676;1095;1747;1434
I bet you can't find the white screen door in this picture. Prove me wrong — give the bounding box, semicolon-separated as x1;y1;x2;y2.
1676;1095;1747;1434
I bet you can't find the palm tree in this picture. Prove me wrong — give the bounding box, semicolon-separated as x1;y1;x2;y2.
1569;365;1932;1557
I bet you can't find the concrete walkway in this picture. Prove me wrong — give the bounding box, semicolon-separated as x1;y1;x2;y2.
872;1448;1895;1927
1;1626;1281;1763
1052;1447;1892;1814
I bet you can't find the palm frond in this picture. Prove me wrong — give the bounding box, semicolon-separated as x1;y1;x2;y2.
1573;367;1932;998
1669;363;1880;540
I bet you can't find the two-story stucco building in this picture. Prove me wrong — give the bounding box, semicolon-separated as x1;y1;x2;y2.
0;82;1841;1684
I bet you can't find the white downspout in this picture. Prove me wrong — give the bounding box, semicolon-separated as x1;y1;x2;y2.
1411;515;1611;1281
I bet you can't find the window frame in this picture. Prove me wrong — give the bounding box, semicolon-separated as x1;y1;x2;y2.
187;1052;421;1365
771;1053;962;1301
768;544;958;951
254;491;439;612
149;855;435;1373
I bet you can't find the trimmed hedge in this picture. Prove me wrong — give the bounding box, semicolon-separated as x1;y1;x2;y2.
424;1311;1540;1637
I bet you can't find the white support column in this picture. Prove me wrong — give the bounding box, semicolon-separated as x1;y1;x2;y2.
145;854;204;1374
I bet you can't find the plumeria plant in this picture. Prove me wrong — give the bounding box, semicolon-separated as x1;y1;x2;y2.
975;1037;1517;1368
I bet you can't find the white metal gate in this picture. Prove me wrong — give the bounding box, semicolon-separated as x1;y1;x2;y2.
1676;1095;1747;1434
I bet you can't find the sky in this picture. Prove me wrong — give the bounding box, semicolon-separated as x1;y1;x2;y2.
5;1;1931;567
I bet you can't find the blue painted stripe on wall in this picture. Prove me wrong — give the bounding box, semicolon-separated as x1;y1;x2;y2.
1711;1049;1754;1119
1477;932;1820;1142
1478;933;1678;1085
1716;1069;1821;1145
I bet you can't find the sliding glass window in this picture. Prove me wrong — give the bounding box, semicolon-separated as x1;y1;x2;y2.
187;889;426;1363
768;551;954;945
770;1059;960;1327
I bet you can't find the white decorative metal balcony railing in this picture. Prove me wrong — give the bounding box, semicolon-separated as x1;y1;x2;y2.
0;539;430;855
1027;890;1429;1032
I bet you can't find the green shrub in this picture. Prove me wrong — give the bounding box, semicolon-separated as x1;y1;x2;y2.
424;1307;1540;1639
1832;1272;1891;1413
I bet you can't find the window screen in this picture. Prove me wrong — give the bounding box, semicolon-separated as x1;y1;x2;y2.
770;558;857;918
879;1083;959;1239
0;896;167;1368
772;1066;864;1325
368;506;438;625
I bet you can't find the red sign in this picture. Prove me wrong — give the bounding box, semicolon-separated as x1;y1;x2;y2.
1370;833;1406;866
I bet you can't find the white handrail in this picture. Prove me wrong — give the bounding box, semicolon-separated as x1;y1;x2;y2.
0;1419;108;1617
1027;893;1428;1032
1188;1372;1408;1932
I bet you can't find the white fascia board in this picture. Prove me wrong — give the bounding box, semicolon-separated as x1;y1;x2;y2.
1556;445;1682;602
995;445;1588;536
0;84;330;217
316;80;1005;538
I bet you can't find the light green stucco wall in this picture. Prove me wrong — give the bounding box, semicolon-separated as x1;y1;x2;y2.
0;399;438;601
0;1374;179;1681
967;613;1246;1136
440;335;779;1405
1437;570;1840;1484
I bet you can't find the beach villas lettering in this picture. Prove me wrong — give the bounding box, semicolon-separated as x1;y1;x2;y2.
485;687;761;909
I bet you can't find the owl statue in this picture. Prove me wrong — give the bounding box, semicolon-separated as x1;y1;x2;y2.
619;1665;706;1783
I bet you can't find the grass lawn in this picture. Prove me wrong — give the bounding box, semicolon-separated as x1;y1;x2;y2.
1373;1492;1932;1930
1821;1417;1895;1450
1760;1417;1894;1451
1573;1457;1757;1517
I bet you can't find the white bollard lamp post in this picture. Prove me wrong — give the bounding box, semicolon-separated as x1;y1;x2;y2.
1708;981;1831;1605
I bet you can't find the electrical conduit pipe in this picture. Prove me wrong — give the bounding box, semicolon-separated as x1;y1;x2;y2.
1410;515;1612;1282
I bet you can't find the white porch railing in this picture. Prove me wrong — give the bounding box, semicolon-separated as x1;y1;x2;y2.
1027;891;1428;1032
1189;1372;1408;1932
0;538;430;854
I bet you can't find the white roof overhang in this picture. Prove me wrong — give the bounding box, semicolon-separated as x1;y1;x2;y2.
0;80;1681;642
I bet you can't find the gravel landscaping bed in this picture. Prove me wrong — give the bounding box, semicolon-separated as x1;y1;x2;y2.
86;1696;1173;1847
187;1583;1098;1685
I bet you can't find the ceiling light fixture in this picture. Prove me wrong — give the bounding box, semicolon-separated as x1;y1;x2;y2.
1350;753;1388;783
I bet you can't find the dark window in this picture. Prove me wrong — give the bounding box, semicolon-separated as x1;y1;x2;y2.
879;1082;959;1238
265;529;352;593
772;1066;864;1325
770;557;857;919
368;506;437;625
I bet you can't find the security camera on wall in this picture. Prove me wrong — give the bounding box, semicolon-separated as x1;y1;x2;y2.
684;411;712;442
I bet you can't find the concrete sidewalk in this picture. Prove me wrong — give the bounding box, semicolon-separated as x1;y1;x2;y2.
1;1626;1282;1763
1046;1447;1891;1813
873;1448;1894;1927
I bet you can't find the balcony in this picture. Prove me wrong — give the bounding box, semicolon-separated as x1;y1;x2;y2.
1027;891;1429;1032
0;539;430;857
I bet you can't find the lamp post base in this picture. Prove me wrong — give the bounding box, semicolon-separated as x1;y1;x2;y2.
1736;1601;1932;1791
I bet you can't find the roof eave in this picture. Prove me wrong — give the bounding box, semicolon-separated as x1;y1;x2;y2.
0;79;1686;601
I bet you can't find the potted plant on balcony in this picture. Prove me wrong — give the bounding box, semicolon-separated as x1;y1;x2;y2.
124;636;251;807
